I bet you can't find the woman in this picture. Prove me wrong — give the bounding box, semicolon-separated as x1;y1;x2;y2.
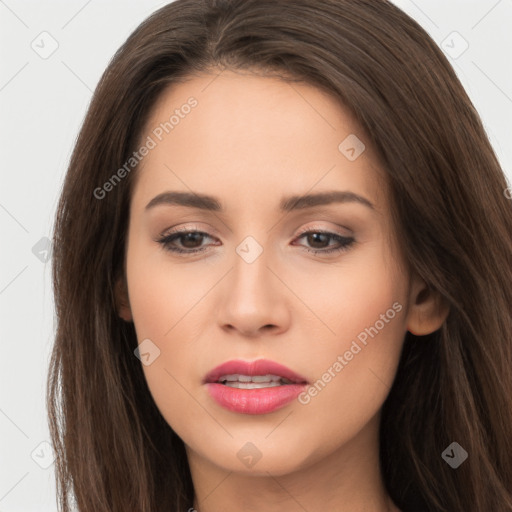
47;0;512;511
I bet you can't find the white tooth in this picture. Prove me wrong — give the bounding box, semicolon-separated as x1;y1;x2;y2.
217;374;294;384
219;374;239;382
225;381;282;389
251;375;273;383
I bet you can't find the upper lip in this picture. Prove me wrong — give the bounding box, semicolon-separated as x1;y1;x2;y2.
203;358;309;384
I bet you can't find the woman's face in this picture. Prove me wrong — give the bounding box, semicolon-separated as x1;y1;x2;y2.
119;69;428;476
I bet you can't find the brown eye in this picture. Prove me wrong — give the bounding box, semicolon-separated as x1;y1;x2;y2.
157;230;215;254
293;230;355;255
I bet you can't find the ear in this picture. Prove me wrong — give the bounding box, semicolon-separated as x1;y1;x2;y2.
114;275;133;322
405;273;450;336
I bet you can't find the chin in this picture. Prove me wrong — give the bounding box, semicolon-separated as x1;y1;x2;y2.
195;438;318;477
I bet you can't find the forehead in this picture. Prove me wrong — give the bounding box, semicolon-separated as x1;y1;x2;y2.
131;70;388;215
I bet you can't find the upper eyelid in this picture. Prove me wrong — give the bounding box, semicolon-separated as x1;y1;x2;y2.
159;221;352;237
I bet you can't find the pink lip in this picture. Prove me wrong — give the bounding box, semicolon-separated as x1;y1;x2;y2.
204;359;308;415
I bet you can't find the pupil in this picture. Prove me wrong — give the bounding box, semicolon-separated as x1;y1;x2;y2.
182;233;202;248
308;233;328;248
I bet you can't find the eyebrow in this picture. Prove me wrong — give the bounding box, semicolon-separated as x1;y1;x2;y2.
145;190;375;212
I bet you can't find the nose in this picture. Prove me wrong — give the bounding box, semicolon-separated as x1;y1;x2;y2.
216;246;291;338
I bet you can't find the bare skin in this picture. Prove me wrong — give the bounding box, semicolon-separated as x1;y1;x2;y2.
116;68;449;512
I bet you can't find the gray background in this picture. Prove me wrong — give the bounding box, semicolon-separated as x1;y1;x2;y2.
1;0;511;510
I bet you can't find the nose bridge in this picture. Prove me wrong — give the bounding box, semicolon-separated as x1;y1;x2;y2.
217;231;290;334
231;233;274;300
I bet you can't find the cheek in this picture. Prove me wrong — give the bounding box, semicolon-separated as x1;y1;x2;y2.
294;239;407;420
125;239;219;429
288;234;406;352
125;234;212;339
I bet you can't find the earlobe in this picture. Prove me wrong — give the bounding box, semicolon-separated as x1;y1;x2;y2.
406;274;450;336
114;276;133;322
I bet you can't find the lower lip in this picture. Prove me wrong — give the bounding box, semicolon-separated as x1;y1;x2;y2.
205;382;307;414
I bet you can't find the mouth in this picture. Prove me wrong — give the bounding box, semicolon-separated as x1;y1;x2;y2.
216;374;296;388
203;358;309;386
203;359;308;415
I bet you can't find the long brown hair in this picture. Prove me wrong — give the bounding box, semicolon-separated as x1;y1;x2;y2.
47;0;512;510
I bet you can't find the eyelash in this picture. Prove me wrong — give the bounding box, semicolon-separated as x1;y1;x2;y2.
156;226;355;256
